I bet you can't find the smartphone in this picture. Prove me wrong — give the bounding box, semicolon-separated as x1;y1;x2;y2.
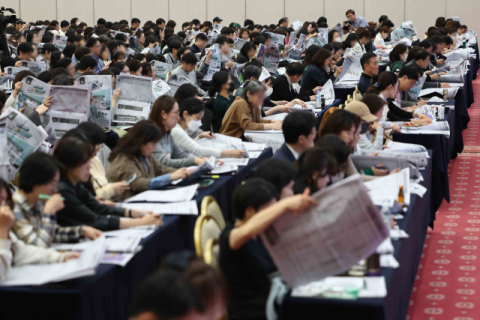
125;173;137;184
198;179;214;189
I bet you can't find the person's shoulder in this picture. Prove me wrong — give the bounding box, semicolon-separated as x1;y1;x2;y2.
219;224;235;248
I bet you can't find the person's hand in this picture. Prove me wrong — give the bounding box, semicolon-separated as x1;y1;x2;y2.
132;210;155;218
334;66;343;77
388;123;400;132
329;59;336;69
413;113;430;121
272;100;289;106
64;252;81;262
0;204;14;239
440;83;451;88
424;70;433;75
367;152;379;156
171;168;189;181
370;121;381;130
372;164;389;176
194;157;209;165
81;226;102;240
205;50;213;64
430;74;440;80
416;99;427;107
437;72;447;76
283;188;317;214
225;60;234;70
437;59;445;65
271;121;283;130
139;214;163;227
382;145;390;150
284;44;290;51
189;35;195;42
292;99;307;108
111;181;130;195
198;131;215;139
14;61;22;68
313;86;323;94
99;200;116;206
411;119;431;126
389;168;400;175
13;81;22;95
310;95;316;101
112;89;122;101
35;104;49;115
401;121;417;127
102;61;112;70
274;105;291;113
390;215;398;228
225;149;245;158
43;194;65;215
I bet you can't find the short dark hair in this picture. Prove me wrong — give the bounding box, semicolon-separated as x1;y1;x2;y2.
156;18;165;26
254;159;297;194
382;20;394;28
97;18;106;26
174;83;198;104
419;39;433;50
232;178;279;220
286;62;304;76
283;112;316;144
60;20;70;28
131;18;140;25
244;19;254;27
398;66;419;81
346;9;355;16
55;58;72;70
17;42;33;55
54;137;93;171
77;55;98;71
37;71;54;83
77;122;106;145
221;27;234;35
19;153;60;193
242;65;262;81
181;52;198;65
195;33;208;42
414;49;430;61
360;52;377;70
179;97;204;119
52;74;75;86
379;15;389;23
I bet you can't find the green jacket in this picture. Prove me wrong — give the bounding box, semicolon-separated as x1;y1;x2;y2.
390;61;405;73
213;95;236;120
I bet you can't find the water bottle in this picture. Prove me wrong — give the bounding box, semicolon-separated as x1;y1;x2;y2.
316;93;322;109
321;95;326;110
463;39;467;49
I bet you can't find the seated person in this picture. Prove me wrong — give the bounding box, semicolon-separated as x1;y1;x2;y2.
12;153;101;247
315;134;356;184
219;80;282;139
171;52;210;96
300;48;343;94
55;137;162;230
235;42;256;63
395;66;427;109
189;33;208;54
405;49;450;89
270;62;321;102
352;29;370;54
358;94;389;150
107;120;188;201
211;71;236;121
357;52;379;95
219;178;316;320
293;147;337;194
171;97;245;158
150;96;210;168
254;159;298;199
374;26;390;49
389;44;408;73
273;111;316;163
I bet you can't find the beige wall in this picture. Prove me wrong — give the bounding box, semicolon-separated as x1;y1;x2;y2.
3;0;480;36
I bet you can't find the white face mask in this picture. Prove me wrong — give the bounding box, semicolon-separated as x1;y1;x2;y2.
330;170;345;184
402;54;407;63
265;87;273;97
187;116;202;132
335;36;342;43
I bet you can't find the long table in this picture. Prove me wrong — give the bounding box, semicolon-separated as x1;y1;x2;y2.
0;149;273;320
279;150;433;320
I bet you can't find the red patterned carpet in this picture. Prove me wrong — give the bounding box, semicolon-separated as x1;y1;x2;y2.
407;78;480;319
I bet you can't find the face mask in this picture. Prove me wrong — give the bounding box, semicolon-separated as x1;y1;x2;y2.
360;122;370;134
228;82;235;92
330;170;345;184
450;35;457;42
335;36;342;43
402;54;407;63
265;87;273;97
187;116;202;132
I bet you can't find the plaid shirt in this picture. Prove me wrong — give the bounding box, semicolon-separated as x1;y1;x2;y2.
11;191;83;248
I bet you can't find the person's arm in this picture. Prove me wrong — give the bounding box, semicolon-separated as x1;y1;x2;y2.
195;57;210;80
388;101;414;119
171;126;222;158
228;192;317;250
152;138;197;168
170;136;197;164
0;239;11;283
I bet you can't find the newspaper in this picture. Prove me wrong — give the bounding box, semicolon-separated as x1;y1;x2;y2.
262;45;280;74
116;74;152;104
260;174;389;287
255;44;268;62
113;99;150;124
0;119;9;181
351;155;420;179
401;121;450;137
196;133;243;150
266;32;286;50
50;110;88;138
203;44;221;81
292;20;303;31
52;35;68;47
418;87;458;99
50;85;90;114
78;75;112;128
445;49;470;61
152;79;171;99
2;107;48;179
151;60;172;80
5;67;29;77
244;130;284;153
390;21;416;41
233;38;249;51
20;60;46;77
319;80;335;105
317;28;329;47
166;73;191;97
436;68;465;83
364;168;411;208
407;74;427;99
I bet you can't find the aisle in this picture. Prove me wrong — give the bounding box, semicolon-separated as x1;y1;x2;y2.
407;79;480;319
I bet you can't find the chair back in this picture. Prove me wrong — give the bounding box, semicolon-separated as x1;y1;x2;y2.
201;196;225;229
204;238;220;266
194;213;222;259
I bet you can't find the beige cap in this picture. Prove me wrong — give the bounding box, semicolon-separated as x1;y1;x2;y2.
345;101;377;123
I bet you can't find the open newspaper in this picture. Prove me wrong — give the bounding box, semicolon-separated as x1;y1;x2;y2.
262;45;280;74
244;130;284;153
233;38;249;51
52;35;68;50
166;73;191;97
0;119;8;181
445;48;470;61
151;60;172;80
1;107;48;179
407;74;427;99
359;148;429;168
364;168;411;208
20;60;46;77
203;44;221;81
152;79;171;99
319;80;335;105
418;88;458;99
266;32;286;50
350;155;420;179
260;174;389;287
5;66;29;77
113;74;152;126
317;28;329;47
390;21;417;41
78;75;112;127
435;68;465;83
400;121;450;137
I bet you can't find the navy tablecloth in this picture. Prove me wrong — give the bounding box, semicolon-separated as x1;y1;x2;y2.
279;150;433;320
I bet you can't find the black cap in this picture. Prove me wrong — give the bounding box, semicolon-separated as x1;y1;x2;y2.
16;19;25;24
213;17;223;23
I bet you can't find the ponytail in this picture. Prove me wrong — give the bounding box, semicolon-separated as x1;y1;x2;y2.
366;71;398;95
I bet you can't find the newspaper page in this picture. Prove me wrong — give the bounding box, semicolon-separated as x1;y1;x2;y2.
116;74;152;104
52;35;68;47
350;155;420;179
319;80;335;105
113;100;150;124
151;60;172;80
260;174;389;287
152;79;171;99
0;118;8;181
2;107;48;179
334;53;354;84
20;60;46;77
19;76;51;104
407;74;427;99
332;23;342;34
166;73;191;97
418;87;458;99
255;44;268;62
317;28;329;47
233;38;249;51
5;67;29;78
203;44;221;81
50;110;88;138
263;45;280;74
364;168;411;207
244;130;284;153
50;85;90;114
266;32;286;50
401;121;450;137
78;75;113;127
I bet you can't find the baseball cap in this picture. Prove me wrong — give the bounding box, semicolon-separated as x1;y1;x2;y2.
16;19;25;24
345;101;377;122
233;23;241;29
213;17;223;23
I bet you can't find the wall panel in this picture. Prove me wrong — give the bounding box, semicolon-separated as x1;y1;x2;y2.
94;0;131;24
20;0;56;23
206;0;245;26
169;0;207;25
284;0;324;25
325;0;364;32
364;0;404;28
245;0;284;25
446;0;480;36
131;0;168;26
2;0;20;20
405;0;445;36
58;0;94;26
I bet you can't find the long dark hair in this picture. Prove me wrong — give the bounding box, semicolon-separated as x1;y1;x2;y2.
293;147;337;194
320;109;361;137
109;120;162;161
208;71;230;97
389;44;408;63
54;137;93;174
303;45;321;68
149;95;177;134
366;71;398;95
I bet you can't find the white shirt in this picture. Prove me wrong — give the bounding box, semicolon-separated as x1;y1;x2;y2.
374;33;385;47
286;144;299;160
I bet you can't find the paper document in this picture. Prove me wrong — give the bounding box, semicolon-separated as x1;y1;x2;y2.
401;121;450;137
291;276;387;298
121;200;199;215
218;158;249;166
351;155;419;179
196;133;243;150
319;80;335;105
260;174;389;287
78;75;112;127
116;74;152;104
102;225;157;238
125;184;199;203
244;131;284;153
364;168;411;207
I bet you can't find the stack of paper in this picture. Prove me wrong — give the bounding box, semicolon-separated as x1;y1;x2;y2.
400;121;450;137
120;200;199;215
244;130;284;153
125;184;199;203
291;276;387;298
364;168;411;207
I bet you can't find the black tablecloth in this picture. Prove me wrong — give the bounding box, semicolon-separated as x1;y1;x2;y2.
334;86;355;103
0;149;273;320
280;150;433;320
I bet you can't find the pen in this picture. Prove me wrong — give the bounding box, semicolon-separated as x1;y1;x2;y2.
39;194;65;201
231;144;238;149
210;125;214;136
201;175;220;179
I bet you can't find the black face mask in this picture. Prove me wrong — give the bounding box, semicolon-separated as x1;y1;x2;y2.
360;122;370;134
228;82;235;92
